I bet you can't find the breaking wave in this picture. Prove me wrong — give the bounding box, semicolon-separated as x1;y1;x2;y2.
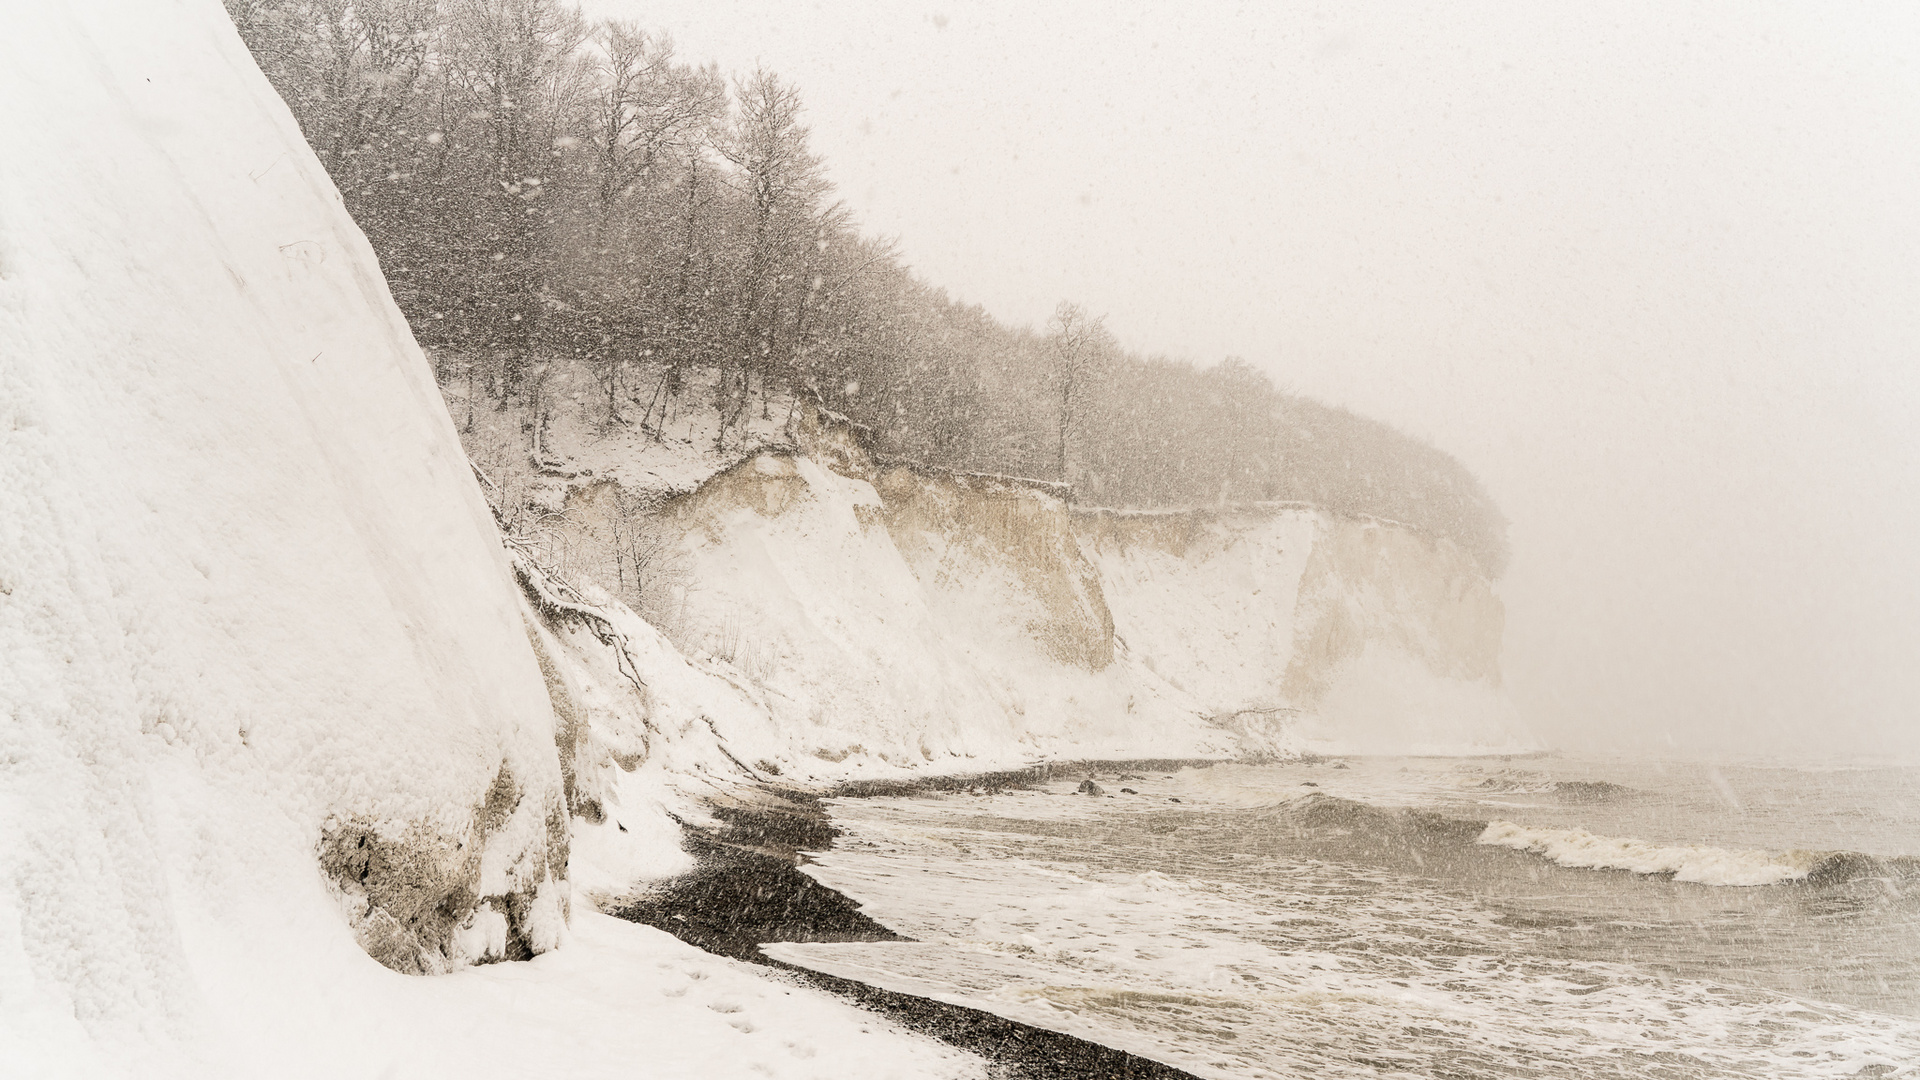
1465;773;1638;802
1261;793;1487;846
1543;779;1637;802
1478;820;1920;888
784;773;1920;1078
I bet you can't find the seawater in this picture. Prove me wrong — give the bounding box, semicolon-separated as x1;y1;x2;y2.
764;756;1920;1079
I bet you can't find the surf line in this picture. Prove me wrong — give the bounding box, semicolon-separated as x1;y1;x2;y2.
615;772;1208;1080
1477;820;1907;887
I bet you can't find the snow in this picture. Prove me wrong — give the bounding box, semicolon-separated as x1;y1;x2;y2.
563;427;1534;784
0;3;989;1076
450;358;801;505
180;909;982;1080
6;0;570;995
0;0;1536;1073
649;443;1239;776
1083;506;1529;755
1075;507;1318;713
457;369;1529;788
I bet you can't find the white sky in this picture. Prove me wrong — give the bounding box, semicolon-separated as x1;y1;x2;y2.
583;0;1920;761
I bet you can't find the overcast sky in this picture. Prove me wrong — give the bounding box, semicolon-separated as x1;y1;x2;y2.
584;0;1920;761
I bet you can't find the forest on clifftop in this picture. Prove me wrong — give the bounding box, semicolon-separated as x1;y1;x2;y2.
225;0;1509;576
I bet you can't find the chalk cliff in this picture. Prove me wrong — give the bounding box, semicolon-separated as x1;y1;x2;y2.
536;402;1526;824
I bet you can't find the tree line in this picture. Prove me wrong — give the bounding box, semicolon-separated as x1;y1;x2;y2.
225;0;1509;576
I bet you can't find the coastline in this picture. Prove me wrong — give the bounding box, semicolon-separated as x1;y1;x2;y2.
827;758;1231;799
614;769;1206;1080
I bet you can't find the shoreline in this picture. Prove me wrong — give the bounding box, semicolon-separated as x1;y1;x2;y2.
614;769;1205;1080
825;757;1232;798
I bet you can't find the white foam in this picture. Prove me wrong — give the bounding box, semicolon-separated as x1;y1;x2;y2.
777;791;1920;1080
1477;820;1820;886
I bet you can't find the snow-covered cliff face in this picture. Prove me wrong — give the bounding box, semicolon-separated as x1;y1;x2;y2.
545;404;1525;791
1;2;570;1063
874;464;1115;672
0;10;1009;1078
644;444;1209;769
1080;508;1517;755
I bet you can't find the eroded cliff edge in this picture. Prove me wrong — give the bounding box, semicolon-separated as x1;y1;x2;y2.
524;400;1529;863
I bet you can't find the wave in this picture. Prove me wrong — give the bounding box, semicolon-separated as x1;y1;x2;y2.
1464;772;1637;802
1545;779;1637;802
1477;820;1920;888
1265;793;1487;844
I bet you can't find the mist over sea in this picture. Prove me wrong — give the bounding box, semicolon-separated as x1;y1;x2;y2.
770;756;1920;1079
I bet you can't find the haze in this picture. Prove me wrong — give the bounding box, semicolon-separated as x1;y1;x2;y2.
580;0;1920;762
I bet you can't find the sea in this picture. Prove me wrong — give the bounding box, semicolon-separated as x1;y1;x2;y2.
763;755;1920;1079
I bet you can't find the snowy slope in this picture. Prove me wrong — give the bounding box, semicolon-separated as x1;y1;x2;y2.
4;0;571;988
0;5;986;1078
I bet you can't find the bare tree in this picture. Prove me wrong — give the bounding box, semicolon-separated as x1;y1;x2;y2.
713;68;831;447
226;3;1512;577
440;0;588;405
225;0;441;183
572;23;726;426
1047;301;1108;490
585;23;723;211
